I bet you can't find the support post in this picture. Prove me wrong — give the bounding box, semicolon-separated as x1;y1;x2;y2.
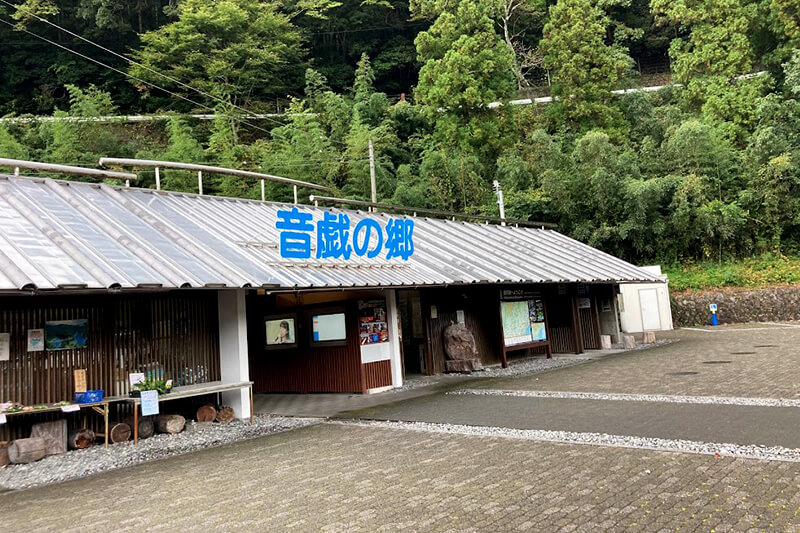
293;184;298;205
14;167;19;176
261;179;265;201
217;290;251;420
198;170;203;195
386;289;403;388
571;295;584;354
125;179;130;188
369;137;377;210
155;167;161;190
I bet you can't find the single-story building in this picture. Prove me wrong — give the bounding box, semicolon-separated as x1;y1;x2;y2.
0;174;660;440
618;265;673;333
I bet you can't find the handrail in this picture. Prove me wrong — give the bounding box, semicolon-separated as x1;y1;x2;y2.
99;157;333;193
308;195;558;229
0;158;137;182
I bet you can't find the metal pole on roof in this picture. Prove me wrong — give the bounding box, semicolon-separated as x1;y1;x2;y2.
198;170;203;195
293;185;298;205
260;179;265;201
125;179;130;188
155;167;161;190
14;167;19;176
493;180;506;227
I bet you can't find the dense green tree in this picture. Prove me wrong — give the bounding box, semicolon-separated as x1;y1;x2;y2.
651;0;772;138
130;0;304;108
540;0;632;132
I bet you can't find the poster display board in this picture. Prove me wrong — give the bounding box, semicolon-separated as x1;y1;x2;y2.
45;319;88;350
500;297;547;347
265;316;297;348
358;300;389;345
312;312;347;342
27;329;44;352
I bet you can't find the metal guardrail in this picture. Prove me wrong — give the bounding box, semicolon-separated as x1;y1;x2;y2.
308;195;558;229
0;158;137;183
99;158;333;203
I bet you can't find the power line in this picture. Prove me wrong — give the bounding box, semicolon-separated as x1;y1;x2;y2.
0;0;291;131
308;21;428;36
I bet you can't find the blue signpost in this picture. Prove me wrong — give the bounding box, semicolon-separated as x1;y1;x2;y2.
709;303;718;326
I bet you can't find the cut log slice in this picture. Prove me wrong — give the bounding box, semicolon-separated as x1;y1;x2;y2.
30;419;68;455
68;428;96;450
155;414;185;434
196;404;217;422
109;423;132;444
8;437;47;464
124;416;155;440
215;406;235;424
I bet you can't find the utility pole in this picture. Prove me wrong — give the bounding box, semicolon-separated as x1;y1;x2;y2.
368;137;377;211
493;180;506;226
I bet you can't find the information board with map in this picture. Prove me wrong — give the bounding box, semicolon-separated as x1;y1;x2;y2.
501;298;547;347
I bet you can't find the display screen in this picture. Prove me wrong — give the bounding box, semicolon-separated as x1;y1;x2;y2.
501;298;546;347
266;317;296;346
312;312;347;342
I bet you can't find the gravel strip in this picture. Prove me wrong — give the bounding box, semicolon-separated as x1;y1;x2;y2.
397;358;589;392
449;389;800;408
0;415;320;491
331;419;800;463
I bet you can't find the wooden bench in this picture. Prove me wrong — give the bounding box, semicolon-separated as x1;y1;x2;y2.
2;401;112;448
108;380;254;444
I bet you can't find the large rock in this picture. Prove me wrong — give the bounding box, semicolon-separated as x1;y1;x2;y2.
443;322;483;373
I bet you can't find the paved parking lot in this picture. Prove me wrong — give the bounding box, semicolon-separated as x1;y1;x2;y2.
5;324;800;532
2;423;800;532
481;325;800;398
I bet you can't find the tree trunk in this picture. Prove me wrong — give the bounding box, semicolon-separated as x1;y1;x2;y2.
30;419;68;455
155;414;185;434
196;404;217;422
68;428;96;450
0;441;9;467
124;416;155;440
110;423;132;444
8;437;47;464
215;406;235;424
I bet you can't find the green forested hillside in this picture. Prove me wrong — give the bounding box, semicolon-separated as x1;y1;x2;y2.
0;0;799;266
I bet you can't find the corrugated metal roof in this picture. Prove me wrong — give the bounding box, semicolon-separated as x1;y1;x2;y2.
0;175;661;291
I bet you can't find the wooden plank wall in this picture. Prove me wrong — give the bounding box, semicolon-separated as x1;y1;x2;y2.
364;360;392;389
579;304;601;349
248;293;387;394
0;291;220;406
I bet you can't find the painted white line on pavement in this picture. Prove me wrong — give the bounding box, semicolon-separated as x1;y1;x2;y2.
331;419;800;463
449;389;800;408
682;326;796;332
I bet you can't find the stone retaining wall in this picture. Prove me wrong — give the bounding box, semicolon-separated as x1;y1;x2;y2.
670;285;800;326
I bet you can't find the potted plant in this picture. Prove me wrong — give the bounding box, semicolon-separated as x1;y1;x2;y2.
129;377;173;397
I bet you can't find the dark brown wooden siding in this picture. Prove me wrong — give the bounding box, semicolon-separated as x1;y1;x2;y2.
579;303;601;349
0;291;220;440
364;360;392;389
248;291;392;394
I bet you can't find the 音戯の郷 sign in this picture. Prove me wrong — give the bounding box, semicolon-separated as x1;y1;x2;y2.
276;208;414;261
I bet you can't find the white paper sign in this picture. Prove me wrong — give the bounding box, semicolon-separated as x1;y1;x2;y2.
709;303;718;312
456;310;465;325
0;413;6;424
27;329;44;352
129;373;145;387
60;404;80;413
430;305;438;319
0;333;9;361
140;390;159;416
